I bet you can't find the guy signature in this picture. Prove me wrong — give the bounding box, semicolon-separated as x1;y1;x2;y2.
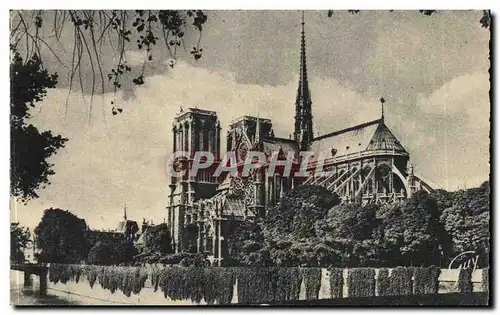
448;251;479;272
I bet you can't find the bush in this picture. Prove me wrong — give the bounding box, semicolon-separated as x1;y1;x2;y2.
413;266;440;294
209;268;236;305
376;268;390;296
458;268;473;293
302;268;322;300
275;267;302;301
388;267;413;296
234;267;278;304
482;268;489;293
328;268;344;299
154;266;236;304
87;241;117;266
347;268;375;297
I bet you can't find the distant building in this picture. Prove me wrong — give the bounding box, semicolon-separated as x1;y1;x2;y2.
85;205;155;247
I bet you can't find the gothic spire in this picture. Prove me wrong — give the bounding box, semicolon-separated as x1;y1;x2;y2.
294;11;314;149
380;97;385;122
255;115;261;145
123;203;127;221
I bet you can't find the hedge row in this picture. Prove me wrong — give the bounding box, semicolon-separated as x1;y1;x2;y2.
482;268;489;293
458;268;473;293
328;268;343;299
276;267;302;301
414;266;440;295
49;264;313;304
347;268;376;297
302;268;322;300
49;264;148;297
48;264;489;303
388;266;413;296
376;268;390;296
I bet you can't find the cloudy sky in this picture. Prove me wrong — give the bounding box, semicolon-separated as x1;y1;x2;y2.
11;10;490;230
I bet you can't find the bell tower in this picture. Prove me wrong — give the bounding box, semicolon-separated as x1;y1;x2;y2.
167;107;221;252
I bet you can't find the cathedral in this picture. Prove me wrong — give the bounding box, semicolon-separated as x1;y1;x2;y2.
166;14;434;265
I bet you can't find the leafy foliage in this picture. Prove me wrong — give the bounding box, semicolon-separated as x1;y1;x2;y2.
11;10;208;111
302;267;322;300
10;52;67;202
328;267;344;298
10;223;32;263
229;182;489;269
388;267;414;296
316;203;382;267
326;9;491;29
266;185;340;239
87;241;117;266
86;240;137;266
227;219;267;266
458;267;473;293
235;267;279;304
227;185;340;267
275;267;302;301
376;268;390;296
34;208;87;263
413;265;440;295
441;181;490;267
482;268;489;293
347;268;375;297
140;223;173;256
181;223;199;253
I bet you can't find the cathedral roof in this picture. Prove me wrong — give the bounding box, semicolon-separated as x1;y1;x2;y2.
116;220;139;234
310;119;407;160
262;137;299;158
366;121;407;152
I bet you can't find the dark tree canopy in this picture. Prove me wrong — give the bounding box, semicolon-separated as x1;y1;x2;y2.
10;223;32;263
398;191;443;266
10;52;67;202
441;181;490;267
87;240;137;265
34;208;87;263
141;223;173;255
87;241;117;265
265;185;341;240
227;181;489;268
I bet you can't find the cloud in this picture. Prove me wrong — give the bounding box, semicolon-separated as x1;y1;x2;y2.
397;72;490;190
12;61;489;230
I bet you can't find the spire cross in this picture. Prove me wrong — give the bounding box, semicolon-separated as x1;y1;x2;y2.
380;97;386;120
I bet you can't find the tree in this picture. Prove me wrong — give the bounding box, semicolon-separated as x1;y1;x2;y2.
265;185;341;240
87;241;117;265
376;203;406;266
34;208;87;263
114;240;138;265
227;218;267;266
327;9;491;29
398;191;443;266
10;223;32;263
315;203;383;267
10;52;67;202
141;223;173;255
181;223;198;253
10;10;207;113
226;185;340;267
441;181;490;267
